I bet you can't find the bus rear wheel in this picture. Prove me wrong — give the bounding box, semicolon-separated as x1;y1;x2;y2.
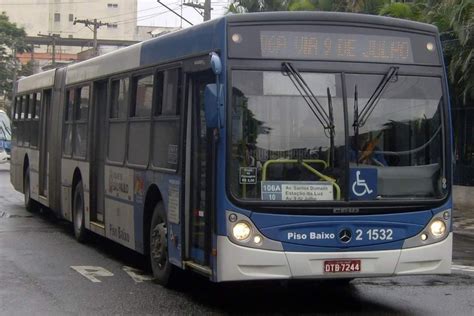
24;166;38;212
149;202;178;287
73;180;88;242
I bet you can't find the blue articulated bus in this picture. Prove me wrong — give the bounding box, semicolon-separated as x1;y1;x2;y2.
0;109;11;163
11;12;452;285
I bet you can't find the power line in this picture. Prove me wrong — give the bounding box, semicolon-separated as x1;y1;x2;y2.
157;1;193;26
73;18;111;56
110;2;180;24
113;8;178;26
97;4;164;21
115;7;183;26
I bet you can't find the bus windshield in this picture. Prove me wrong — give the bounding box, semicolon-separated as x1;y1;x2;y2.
229;70;446;203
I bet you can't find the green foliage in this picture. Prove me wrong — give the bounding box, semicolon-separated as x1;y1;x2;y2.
350;0;388;14
0;11;30;99
424;0;473;105
379;2;414;19
227;0;291;13
288;0;317;11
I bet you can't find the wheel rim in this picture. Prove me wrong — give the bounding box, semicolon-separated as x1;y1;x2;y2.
151;219;167;270
74;190;83;231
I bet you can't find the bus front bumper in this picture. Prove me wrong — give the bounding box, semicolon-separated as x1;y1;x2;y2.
216;233;452;282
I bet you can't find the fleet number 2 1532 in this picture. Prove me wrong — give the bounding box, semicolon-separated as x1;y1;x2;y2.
355;228;393;241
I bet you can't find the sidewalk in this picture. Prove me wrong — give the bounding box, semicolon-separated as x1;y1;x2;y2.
453;207;474;239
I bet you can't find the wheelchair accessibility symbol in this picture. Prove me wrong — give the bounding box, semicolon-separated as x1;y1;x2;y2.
350;168;377;200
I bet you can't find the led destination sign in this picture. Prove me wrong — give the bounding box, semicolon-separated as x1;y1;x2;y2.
260;31;414;63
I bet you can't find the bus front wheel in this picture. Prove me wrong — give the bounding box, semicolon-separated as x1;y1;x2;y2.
150;202;177;287
73;180;88;242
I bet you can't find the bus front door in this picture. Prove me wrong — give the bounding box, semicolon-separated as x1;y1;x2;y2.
185;71;215;268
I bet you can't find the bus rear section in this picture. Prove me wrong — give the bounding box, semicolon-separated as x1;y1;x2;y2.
216;13;452;282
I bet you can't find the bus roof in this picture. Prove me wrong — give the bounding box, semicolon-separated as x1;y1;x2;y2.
225;11;439;34
66;43;142;85
17;68;56;93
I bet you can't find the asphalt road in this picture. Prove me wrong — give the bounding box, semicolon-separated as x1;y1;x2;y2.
1;162;474;315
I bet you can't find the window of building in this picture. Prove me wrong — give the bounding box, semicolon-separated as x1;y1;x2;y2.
69;14;74;22
107;3;118;8
107;23;118;29
54;13;60;22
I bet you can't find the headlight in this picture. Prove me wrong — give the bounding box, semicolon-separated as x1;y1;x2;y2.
430;219;446;238
232;221;251;241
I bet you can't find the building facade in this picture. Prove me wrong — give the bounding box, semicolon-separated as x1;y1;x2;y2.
0;0;172;70
1;0;139;43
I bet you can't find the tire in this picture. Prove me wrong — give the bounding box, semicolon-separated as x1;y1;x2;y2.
24;166;38;212
73;180;88;242
149;201;178;287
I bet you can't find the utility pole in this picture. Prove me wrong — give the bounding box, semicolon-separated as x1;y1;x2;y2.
73;18;110;57
37;33;60;66
183;0;212;21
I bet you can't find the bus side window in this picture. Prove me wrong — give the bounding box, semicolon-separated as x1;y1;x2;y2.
152;68;181;170
74;86;90;158
22;95;29;120
29;92;40;148
35;92;41;119
63;88;75;156
127;73;153;166
107;77;129;163
13;97;19;120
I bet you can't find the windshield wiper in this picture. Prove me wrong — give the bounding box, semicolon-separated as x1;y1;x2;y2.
327;87;335;167
354;66;399;129
353;85;360;163
282;62;336;167
282;62;333;132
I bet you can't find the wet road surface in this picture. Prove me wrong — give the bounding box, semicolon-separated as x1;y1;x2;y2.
1;163;474;315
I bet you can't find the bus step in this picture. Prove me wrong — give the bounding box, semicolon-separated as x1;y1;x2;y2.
90;221;105;229
183;261;212;276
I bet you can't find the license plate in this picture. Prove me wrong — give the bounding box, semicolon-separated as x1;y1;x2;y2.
324;260;361;273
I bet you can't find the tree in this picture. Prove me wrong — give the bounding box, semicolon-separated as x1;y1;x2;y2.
227;0;291;13
0;12;30;101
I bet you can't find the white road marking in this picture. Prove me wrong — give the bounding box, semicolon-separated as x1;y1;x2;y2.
71;266;114;283
451;265;474;273
122;266;154;283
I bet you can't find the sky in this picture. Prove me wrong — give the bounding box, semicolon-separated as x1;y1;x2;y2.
136;0;230;28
